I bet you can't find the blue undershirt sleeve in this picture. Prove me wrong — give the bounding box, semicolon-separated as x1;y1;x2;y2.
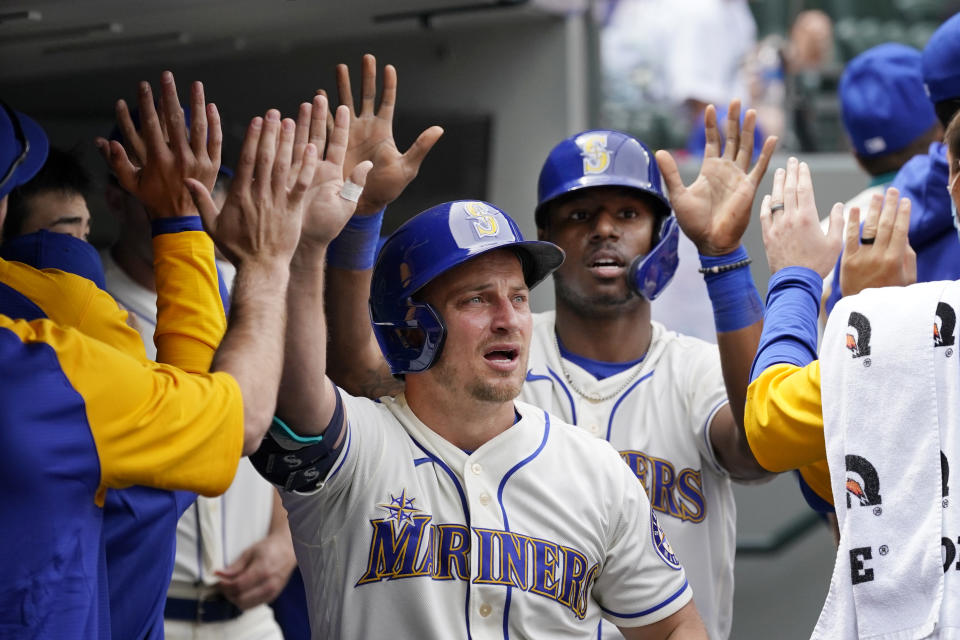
749;266;822;382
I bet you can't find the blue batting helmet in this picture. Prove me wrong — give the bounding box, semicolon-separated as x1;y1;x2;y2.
370;200;564;375
536;130;678;300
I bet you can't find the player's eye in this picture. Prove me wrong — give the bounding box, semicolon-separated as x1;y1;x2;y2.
568;209;589;221
620;208;638;219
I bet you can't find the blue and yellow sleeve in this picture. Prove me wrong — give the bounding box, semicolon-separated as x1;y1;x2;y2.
744;265;833;506
0;258;147;359
152;217;226;373
0;314;243;502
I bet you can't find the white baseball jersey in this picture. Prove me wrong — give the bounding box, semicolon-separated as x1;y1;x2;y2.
280;392;692;639
520;312;735;640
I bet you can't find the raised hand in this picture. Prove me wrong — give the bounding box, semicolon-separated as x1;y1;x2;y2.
96;71;221;218
318;54;443;215
655;100;777;256
288;98;374;247
839;188;916;296
760;157;844;277
185;110;317;266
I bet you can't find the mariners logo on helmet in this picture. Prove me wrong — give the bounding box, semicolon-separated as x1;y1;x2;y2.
651;512;682;570
578;133;611;175
463;201;501;238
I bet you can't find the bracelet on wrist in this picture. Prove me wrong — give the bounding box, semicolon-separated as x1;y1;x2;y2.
698;258;752;274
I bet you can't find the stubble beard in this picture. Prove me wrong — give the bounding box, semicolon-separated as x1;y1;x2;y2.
431;350;526;404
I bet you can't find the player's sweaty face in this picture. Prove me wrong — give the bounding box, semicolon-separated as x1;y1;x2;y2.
540;186;656;314
418;249;532;403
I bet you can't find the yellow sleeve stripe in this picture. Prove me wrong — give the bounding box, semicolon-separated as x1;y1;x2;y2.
153;230;227;373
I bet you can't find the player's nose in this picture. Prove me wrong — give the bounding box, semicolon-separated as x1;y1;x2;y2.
490;295;526;333
589;209;620;241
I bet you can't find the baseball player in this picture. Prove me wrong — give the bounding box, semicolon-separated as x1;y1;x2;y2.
0;80;329;637
324;98;776;638
250;194;707;637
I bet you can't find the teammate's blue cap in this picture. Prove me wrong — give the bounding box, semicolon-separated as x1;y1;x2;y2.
535;130;671;228
840;43;937;157
922;12;960;104
371;200;564;375
0;230;106;289
0;102;49;201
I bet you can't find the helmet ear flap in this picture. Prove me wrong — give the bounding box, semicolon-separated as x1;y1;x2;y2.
628;216;680;301
371;301;447;375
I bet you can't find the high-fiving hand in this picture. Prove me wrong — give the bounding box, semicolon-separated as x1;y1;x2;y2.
96;71;221;219
656;100;777;256
760;157;844;277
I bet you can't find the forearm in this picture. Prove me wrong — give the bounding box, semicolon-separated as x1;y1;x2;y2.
325;265;402;399
211;259;291;454
701;247;764;426
749;266;822;382
701;249;769;478
152;218;226;372
275;243;338;436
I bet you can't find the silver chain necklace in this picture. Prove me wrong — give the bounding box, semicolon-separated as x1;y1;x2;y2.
554;333;647;403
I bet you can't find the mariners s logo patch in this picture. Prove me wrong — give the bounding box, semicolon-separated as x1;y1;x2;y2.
578;133;611;175
650;512;682;570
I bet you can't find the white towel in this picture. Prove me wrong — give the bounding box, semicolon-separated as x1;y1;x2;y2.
816;281;951;640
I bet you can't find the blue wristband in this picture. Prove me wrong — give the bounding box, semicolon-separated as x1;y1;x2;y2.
327;209;385;271
700;246;763;333
151;216;204;236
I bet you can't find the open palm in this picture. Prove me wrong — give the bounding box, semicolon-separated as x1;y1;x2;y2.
656;101;777;256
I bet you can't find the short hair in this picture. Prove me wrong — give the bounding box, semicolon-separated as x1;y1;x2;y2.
855;123;942;177
945;109;960;174
5;147;90;239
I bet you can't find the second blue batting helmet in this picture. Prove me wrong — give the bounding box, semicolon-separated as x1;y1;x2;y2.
371;200;564;375
536;130;678;300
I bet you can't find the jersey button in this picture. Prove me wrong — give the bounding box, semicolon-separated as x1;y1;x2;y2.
588;423;600;435
479;492;491;506
471;463;483;475
478;603;492;617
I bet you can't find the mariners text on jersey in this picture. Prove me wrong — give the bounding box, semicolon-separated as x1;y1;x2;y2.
357;512;599;619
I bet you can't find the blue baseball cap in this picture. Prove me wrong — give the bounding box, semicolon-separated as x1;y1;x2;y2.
0;230;106;289
840;43;938;156
0;102;49;201
922;12;960;104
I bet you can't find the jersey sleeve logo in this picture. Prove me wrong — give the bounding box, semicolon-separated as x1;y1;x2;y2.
650;512;682;570
577;133;611;175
